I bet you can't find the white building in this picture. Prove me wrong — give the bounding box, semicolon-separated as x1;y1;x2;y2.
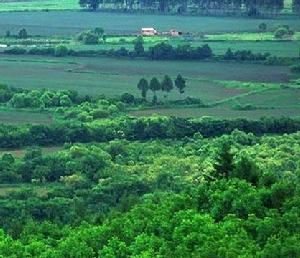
141;28;157;36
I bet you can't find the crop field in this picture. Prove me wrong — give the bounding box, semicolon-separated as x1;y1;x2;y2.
129;106;300;119
0;55;292;102
0;0;78;12
0;109;52;124
0;11;300;36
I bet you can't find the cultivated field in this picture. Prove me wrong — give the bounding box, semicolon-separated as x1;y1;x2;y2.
0;11;300;36
0;109;52;124
0;55;292;100
129;106;300;119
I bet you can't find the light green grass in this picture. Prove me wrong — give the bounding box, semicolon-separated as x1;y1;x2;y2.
206;32;300;41
0;0;79;12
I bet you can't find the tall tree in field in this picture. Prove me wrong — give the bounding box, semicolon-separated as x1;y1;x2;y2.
79;0;101;11
161;75;174;99
137;78;149;100
175;74;186;95
134;36;145;56
149;77;161;104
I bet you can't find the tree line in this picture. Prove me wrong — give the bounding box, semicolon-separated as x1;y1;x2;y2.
137;74;186;103
79;0;300;15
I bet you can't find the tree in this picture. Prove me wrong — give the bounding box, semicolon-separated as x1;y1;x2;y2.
18;28;28;39
79;0;101;11
149;77;161;104
175;74;186;94
161;75;173;99
258;22;267;32
54;45;68;57
134;36;145;56
137;78;149;100
213;141;234;179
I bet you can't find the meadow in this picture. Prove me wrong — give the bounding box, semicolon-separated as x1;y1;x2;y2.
129;106;300;119
0;11;300;36
0;109;52;124
0;55;291;99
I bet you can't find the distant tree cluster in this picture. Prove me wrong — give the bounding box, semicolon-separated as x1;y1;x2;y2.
77;27;105;44
137;74;186;103
148;43;213;60
223;48;270;61
78;0;300;16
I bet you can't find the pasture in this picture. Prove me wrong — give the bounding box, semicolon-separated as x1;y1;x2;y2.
129;106;300;119
0;109;52;124
0;55;292;102
0;11;300;36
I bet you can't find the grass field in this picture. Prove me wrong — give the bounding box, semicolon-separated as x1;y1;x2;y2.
0;11;300;36
0;0;78;12
0;109;53;124
129;106;300;119
0;55;292;102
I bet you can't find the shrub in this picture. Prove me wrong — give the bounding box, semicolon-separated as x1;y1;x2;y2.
290;64;300;73
54;45;69;57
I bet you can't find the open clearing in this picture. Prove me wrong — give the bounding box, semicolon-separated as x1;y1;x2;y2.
0;109;52;124
0;55;292;103
129;106;300;119
0;11;300;36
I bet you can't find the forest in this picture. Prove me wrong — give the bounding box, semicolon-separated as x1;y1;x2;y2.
79;0;300;15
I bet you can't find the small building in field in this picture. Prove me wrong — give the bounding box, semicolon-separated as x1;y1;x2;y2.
169;29;182;37
141;28;157;36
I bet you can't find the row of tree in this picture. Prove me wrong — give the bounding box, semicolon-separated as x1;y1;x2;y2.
79;0;300;15
137;74;186;102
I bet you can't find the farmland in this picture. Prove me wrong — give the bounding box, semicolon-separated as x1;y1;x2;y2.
0;55;292;97
0;11;300;36
1;1;300;256
0;109;52;124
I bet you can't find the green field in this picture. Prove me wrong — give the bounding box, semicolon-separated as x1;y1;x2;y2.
0;55;292;101
129;106;300;119
0;0;79;12
0;11;300;36
0;109;52;124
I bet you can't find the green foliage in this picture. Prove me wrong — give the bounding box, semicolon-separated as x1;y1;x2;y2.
54;45;69;57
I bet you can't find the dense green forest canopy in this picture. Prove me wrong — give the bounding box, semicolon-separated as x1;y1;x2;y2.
79;0;300;15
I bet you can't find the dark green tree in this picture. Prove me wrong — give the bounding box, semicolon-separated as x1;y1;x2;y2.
79;0;101;11
18;28;28;39
137;78;149;100
175;74;186;94
149;77;161;104
134;36;145;56
213;141;234;179
161;75;173;99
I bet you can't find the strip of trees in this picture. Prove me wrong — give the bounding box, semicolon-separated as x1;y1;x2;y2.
79;0;300;16
137;74;186;103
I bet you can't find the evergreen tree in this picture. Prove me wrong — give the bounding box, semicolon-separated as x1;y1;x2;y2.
213;141;234;179
149;77;161;104
137;78;149;100
175;74;186;94
161;75;173;99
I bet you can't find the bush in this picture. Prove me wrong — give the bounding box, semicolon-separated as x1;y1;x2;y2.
4;47;27;55
290;64;300;73
54;45;69;57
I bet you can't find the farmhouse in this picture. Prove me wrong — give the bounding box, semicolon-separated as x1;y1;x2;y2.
141;28;157;36
169;29;182;36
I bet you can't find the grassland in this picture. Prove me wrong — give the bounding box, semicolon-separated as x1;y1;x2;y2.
0;109;52;124
0;11;300;36
0;0;78;12
0;55;291;99
129;106;300;119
